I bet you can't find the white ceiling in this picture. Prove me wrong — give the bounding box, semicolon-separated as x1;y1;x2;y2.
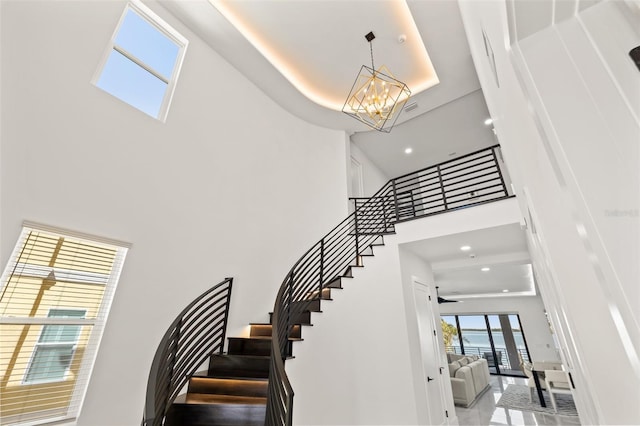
402;224;534;298
209;0;440;111
434;263;535;298
158;0;491;178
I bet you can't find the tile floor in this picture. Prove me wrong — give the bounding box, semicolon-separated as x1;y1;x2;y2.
455;375;582;426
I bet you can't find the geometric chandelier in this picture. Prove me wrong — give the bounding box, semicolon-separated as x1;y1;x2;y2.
342;31;411;133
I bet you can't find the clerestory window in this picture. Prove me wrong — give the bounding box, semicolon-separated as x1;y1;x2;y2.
93;1;188;121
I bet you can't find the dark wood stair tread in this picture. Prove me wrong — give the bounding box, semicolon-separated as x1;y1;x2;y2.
191;371;269;383
251;322;314;326
237;335;302;342
250;322;312;328
174;393;267;405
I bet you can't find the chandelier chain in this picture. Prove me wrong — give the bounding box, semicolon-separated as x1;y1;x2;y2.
369;41;375;73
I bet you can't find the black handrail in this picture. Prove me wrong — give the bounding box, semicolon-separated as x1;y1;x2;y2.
142;277;233;426
266;145;511;426
352;145;510;223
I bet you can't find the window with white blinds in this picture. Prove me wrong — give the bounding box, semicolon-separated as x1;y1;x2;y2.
0;224;129;425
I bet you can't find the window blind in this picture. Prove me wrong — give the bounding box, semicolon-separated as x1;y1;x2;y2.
0;225;128;425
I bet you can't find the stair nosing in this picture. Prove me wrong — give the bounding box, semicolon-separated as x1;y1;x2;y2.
173;393;267;406
211;353;270;359
228;335;303;341
191;372;269;382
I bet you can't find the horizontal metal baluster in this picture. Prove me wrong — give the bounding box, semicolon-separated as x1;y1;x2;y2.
323;233;357;265
439;153;492;172
442;179;502;197
446;184;504;202
143;278;233;426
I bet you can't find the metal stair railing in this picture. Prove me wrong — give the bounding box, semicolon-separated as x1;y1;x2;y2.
266;144;512;426
142;277;233;426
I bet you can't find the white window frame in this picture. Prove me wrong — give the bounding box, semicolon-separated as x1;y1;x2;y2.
92;1;188;122
0;222;130;426
22;308;88;385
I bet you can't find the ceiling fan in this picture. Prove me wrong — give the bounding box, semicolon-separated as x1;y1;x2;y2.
436;286;459;304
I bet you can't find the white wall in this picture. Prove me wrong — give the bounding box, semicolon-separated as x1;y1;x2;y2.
0;1;348;424
348;142;390;197
287;238;421;425
458;1;640;423
439;295;558;362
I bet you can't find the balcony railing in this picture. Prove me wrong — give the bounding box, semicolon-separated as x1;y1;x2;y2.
351;144;511;224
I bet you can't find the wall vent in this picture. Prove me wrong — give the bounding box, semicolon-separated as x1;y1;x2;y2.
404;101;418;112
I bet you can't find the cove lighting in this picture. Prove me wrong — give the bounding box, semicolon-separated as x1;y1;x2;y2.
209;0;439;113
460;245;471;251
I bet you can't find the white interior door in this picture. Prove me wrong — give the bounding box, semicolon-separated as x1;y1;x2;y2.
413;278;448;425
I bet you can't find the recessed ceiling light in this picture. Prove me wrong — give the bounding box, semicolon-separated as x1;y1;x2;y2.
484;118;493;125
481;267;491;272
502;289;509;293
460;245;471;251
404;147;413;154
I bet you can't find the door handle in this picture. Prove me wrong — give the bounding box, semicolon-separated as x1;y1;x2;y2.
427;376;434;382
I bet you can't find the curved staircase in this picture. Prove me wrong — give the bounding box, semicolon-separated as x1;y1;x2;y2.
143;145;511;426
160;237;386;426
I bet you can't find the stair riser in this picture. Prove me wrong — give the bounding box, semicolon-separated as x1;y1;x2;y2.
291;298;321;312
208;355;270;379
166;403;265;426
227;338;272;357
326;277;343;288
269;310;312;325
250;324;301;339
188;377;267;398
226;339;294;358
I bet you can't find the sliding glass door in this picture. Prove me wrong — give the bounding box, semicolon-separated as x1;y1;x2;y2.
457;316;494;370
441;313;531;377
